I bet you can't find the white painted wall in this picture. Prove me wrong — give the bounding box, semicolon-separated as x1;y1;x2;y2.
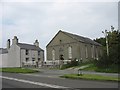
0;53;10;68
1;54;8;67
7;44;21;67
0;45;21;68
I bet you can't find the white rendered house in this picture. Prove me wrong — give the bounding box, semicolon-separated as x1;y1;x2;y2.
0;36;44;68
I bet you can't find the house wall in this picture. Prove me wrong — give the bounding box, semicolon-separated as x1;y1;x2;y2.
47;31;79;61
40;50;44;64
0;53;8;68
7;44;21;67
47;42;81;60
21;49;44;67
0;44;21;68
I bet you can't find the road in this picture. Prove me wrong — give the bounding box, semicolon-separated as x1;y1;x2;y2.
36;68;119;77
1;71;119;89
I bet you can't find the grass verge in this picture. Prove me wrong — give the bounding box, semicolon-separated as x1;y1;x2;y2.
83;64;119;73
0;68;38;73
60;74;119;82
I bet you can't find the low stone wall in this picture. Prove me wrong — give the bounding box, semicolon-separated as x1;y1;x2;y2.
43;60;71;68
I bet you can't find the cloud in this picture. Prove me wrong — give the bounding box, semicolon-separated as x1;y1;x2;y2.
1;1;118;60
1;0;120;3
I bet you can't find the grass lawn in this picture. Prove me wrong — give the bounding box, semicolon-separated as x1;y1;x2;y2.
82;64;119;73
60;74;120;82
0;68;38;73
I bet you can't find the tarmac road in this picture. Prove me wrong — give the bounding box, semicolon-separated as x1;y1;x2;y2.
1;72;119;89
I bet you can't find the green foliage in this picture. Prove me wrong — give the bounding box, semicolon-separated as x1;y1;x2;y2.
108;30;120;64
60;59;79;69
94;38;106;46
1;68;38;73
83;63;119;73
95;65;119;73
94;27;120;69
60;74;119;81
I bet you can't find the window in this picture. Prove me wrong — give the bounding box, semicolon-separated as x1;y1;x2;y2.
38;51;40;56
60;40;62;44
52;49;55;60
26;49;29;55
38;58;40;61
68;46;72;59
26;58;29;62
95;47;98;60
91;45;94;58
32;58;35;61
85;45;88;58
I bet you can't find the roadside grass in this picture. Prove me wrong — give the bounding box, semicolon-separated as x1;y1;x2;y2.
0;68;38;73
60;60;119;73
82;64;119;73
60;61;92;70
60;60;96;70
60;74;120;82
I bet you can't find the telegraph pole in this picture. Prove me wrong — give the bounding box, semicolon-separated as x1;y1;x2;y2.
102;30;109;56
102;26;114;56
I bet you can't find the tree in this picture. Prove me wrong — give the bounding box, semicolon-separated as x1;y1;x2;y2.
108;30;120;64
94;27;120;68
94;38;106;46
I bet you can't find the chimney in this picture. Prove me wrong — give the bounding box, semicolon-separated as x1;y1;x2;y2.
12;36;18;45
7;39;10;49
34;40;39;47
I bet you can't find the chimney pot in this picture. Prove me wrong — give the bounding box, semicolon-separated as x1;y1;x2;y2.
7;39;10;49
34;39;39;47
12;36;18;45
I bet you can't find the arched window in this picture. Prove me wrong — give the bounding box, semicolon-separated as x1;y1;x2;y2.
52;49;55;60
85;45;88;58
95;47;98;60
91;45;94;58
68;46;72;59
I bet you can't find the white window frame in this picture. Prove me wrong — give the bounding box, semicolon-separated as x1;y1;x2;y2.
96;47;98;60
52;49;55;60
68;46;72;59
85;45;88;58
91;45;94;58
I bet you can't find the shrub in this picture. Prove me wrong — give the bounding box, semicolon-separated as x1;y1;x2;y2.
61;58;79;69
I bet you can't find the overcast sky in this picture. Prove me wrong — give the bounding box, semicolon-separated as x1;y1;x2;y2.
0;0;119;60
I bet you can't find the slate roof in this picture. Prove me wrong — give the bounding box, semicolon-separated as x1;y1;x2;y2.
0;48;8;54
62;31;101;46
17;43;44;51
47;30;102;47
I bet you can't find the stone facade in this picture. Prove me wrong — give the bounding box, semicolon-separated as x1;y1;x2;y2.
46;30;102;65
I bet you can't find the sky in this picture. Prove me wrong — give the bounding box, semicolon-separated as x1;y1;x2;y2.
0;0;119;60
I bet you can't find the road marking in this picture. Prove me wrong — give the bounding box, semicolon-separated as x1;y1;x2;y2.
0;76;69;88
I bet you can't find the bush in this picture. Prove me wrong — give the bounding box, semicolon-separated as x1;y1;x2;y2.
61;58;79;69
